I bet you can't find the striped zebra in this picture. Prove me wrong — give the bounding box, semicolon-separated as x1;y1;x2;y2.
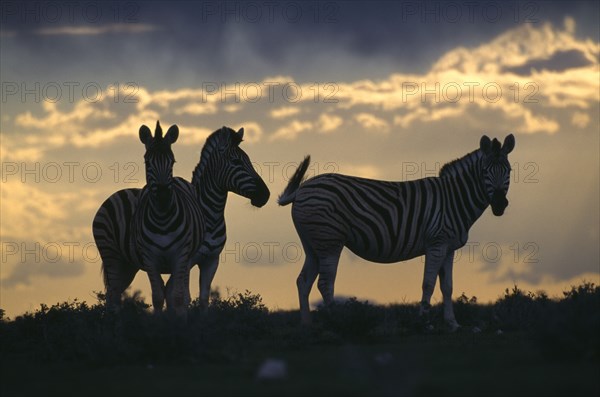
133;121;204;315
92;126;269;311
278;134;515;329
189;126;270;309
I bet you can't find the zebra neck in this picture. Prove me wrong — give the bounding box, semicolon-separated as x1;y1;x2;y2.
147;189;176;217
441;155;489;231
194;172;227;226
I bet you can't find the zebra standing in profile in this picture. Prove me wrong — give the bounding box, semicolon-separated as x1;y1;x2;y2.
189;126;270;308
93;126;269;311
279;134;515;329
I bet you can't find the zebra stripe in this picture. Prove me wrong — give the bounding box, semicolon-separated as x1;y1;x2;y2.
92;126;269;311
279;134;515;329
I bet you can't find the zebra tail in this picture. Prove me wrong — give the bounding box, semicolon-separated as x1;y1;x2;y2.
278;155;311;206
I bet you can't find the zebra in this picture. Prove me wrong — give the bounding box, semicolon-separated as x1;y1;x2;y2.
92;126;269;311
278;134;515;329
132;121;204;315
189;126;270;309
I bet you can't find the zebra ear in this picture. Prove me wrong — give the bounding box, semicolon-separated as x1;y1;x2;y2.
480;135;492;154
165;125;179;144
502;134;515;154
232;127;244;146
139;125;152;145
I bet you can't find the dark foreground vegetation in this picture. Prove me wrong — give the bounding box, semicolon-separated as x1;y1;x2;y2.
1;283;599;396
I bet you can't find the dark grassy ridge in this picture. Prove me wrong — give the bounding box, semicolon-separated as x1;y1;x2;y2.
1;283;599;396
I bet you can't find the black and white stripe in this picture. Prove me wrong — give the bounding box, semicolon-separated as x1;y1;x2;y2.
279;134;515;328
92;126;269;311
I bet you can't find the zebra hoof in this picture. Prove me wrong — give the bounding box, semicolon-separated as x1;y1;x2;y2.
300;315;313;326
446;321;461;333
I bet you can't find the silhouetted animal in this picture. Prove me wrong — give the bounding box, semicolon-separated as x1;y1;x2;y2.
93;126;269;311
279;135;515;329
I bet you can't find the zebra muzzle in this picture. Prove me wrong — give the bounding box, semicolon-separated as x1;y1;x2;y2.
249;178;270;207
490;191;508;216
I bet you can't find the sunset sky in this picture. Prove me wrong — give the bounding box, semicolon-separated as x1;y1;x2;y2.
1;0;598;317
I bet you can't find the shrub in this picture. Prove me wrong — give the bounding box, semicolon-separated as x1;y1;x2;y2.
535;282;600;359
2;283;599;365
492;285;547;332
315;297;382;340
453;292;490;329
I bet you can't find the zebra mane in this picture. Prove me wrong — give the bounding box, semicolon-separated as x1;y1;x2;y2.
439;149;482;178
191;126;240;184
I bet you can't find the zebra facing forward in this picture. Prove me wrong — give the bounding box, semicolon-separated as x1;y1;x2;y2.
279;134;515;329
133;121;204;315
93;126;269;311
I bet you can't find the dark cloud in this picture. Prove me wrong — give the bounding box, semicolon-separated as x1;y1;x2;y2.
504;49;594;75
2;1;598;86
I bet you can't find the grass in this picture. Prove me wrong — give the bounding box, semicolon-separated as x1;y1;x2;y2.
1;283;599;396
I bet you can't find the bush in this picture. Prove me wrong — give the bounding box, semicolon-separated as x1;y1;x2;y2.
315;298;382;340
535;282;600;359
453;292;491;330
2;283;599;365
492;285;549;332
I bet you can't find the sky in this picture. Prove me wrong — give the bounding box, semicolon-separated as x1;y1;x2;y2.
1;0;599;317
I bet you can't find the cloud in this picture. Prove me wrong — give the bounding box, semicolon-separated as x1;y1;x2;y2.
571;111;590;128
266;113;342;141
0;180;95;242
354;113;390;133
0;30;16;38
1;256;86;289
503;49;593;75
15;101;114;131
338;163;382;179
224;104;242;113
269;120;312;142
270;106;301;119
35;24;160;36
7;18;597;157
175;103;218;115
317;113;343;133
329;18;599;134
0;135;44;161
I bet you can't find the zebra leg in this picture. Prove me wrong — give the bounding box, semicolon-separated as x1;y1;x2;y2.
199;255;219;312
146;267;166;313
439;251;460;331
165;259;191;318
297;250;319;325
316;246;343;307
184;268;192;307
165;270;191;309
420;245;447;318
103;259;138;310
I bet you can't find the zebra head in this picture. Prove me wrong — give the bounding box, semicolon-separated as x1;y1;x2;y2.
199;126;270;207
479;134;515;216
139;121;179;208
